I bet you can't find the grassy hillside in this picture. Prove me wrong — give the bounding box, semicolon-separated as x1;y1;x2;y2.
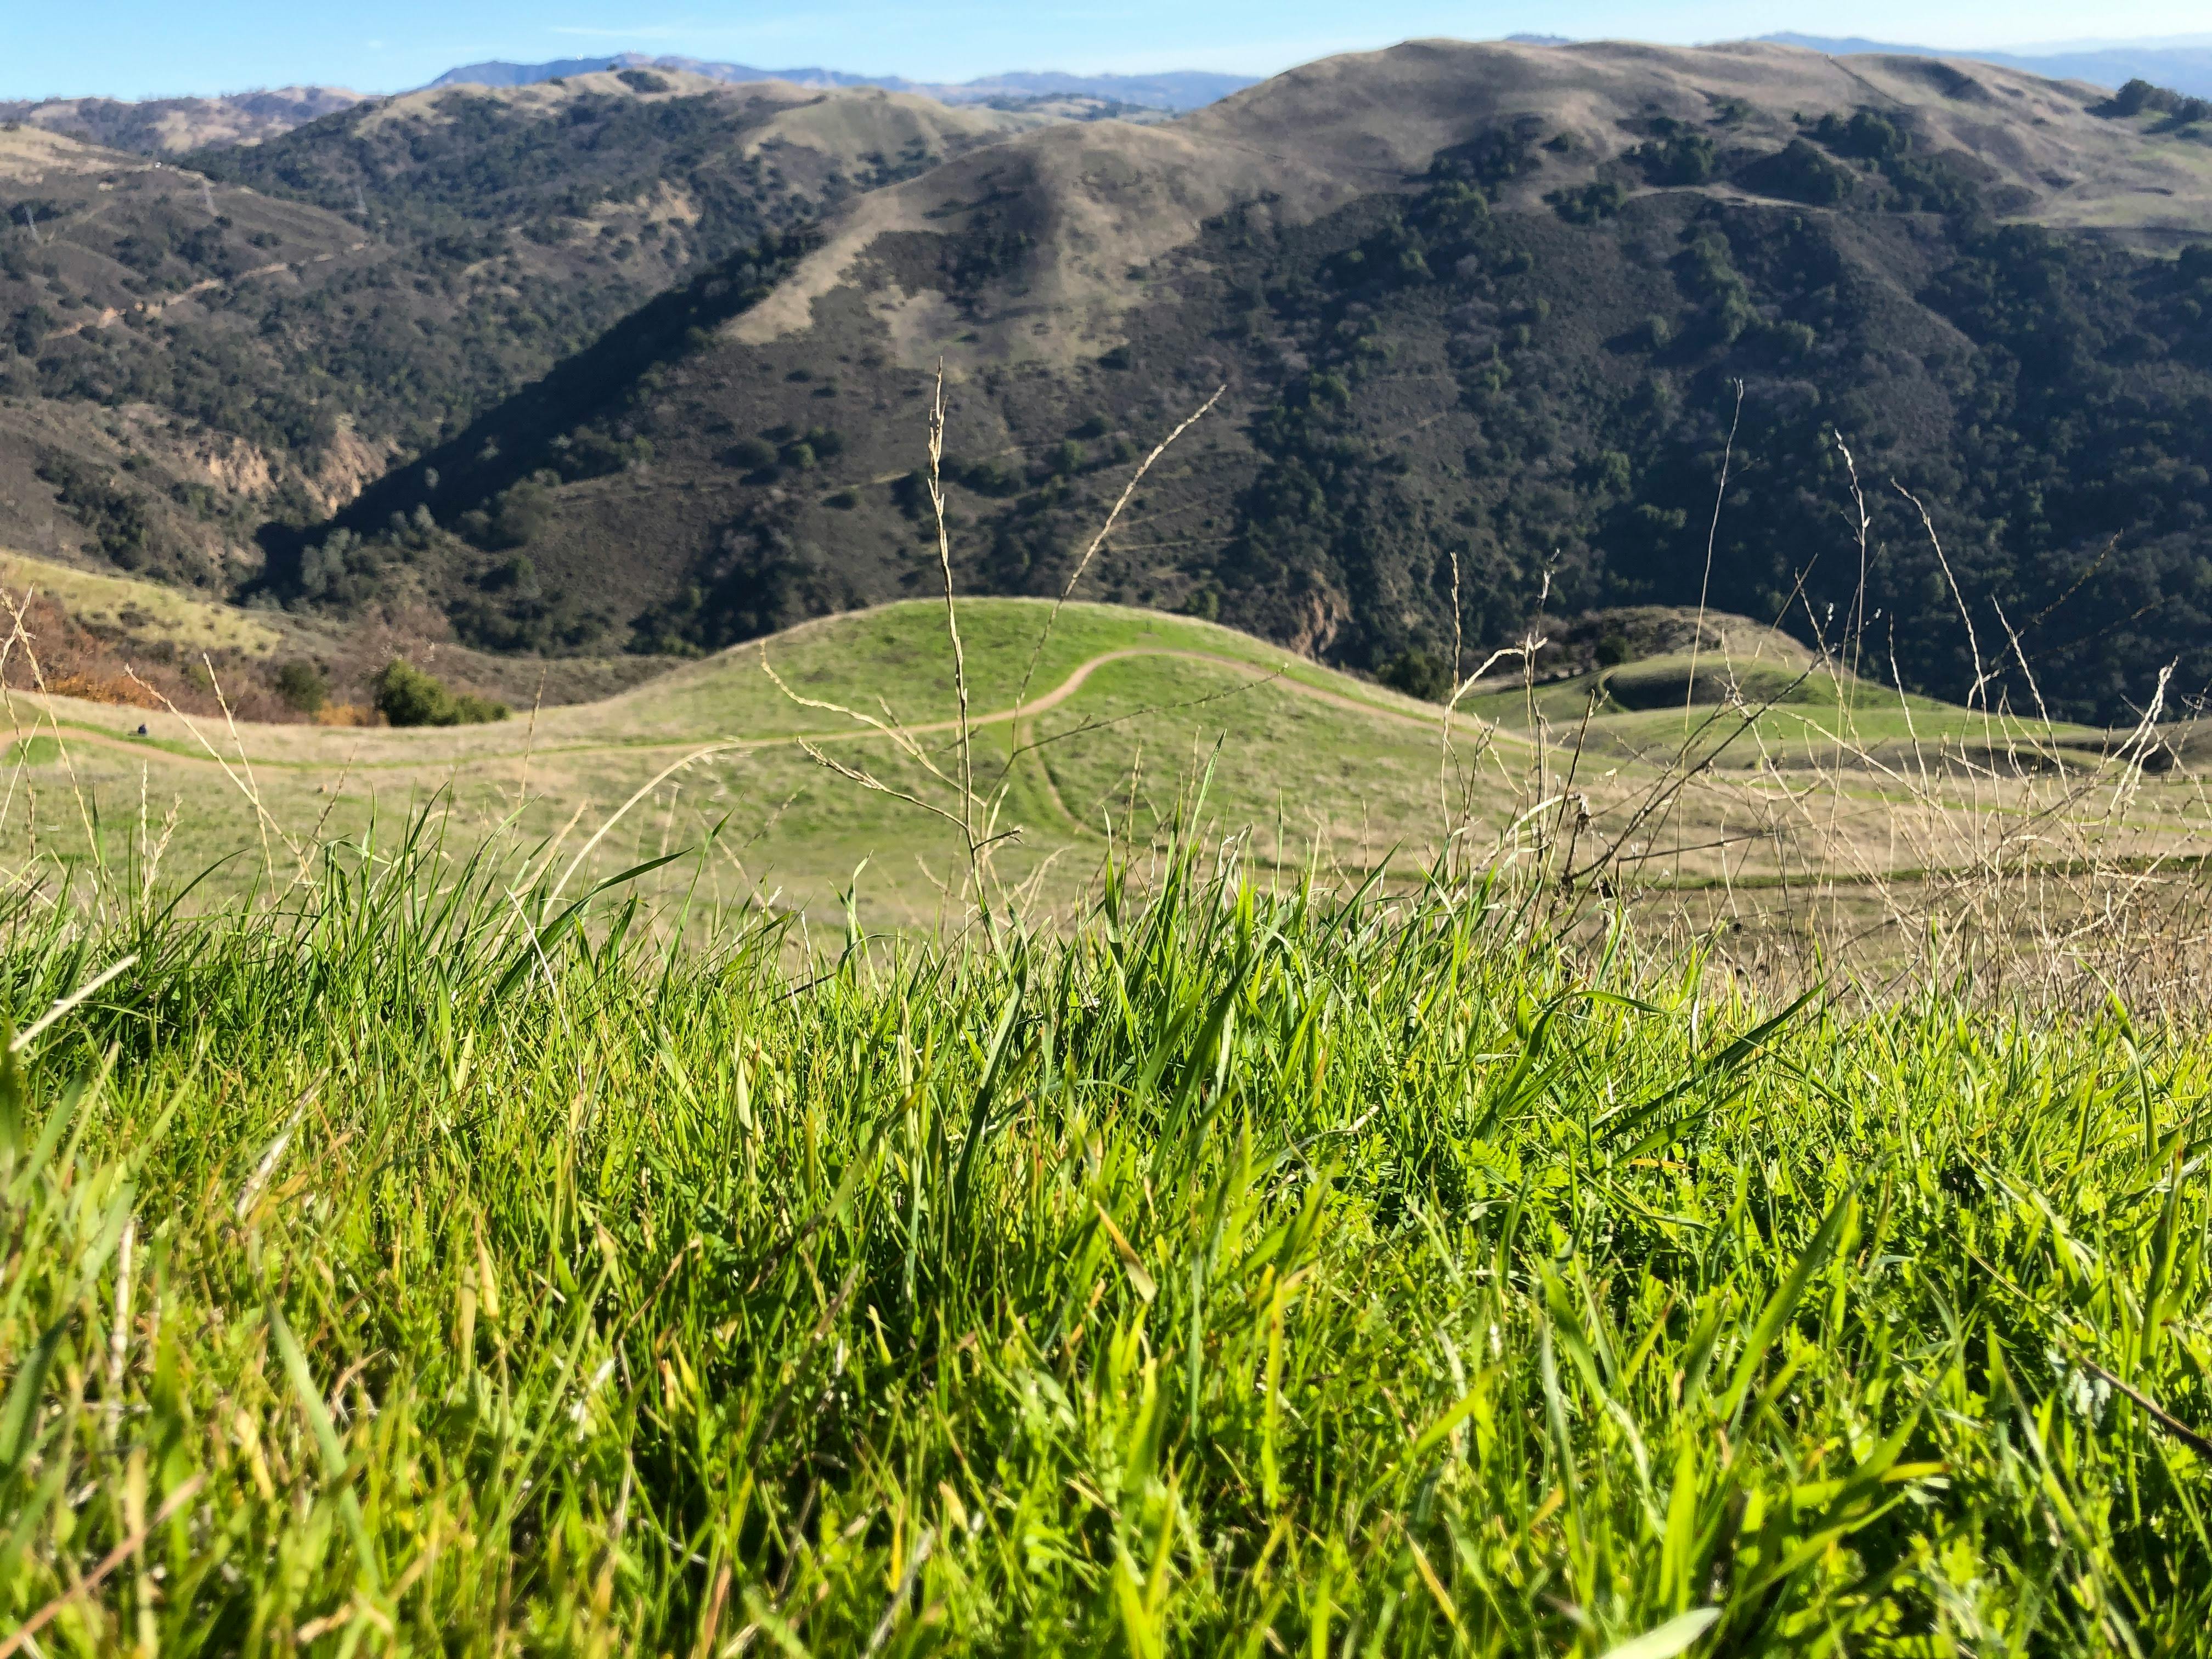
270;41;2212;726
1451;645;2128;770
3;789;2211;1651
0;595;2198;951
0;544;290;656
0;599;1450;919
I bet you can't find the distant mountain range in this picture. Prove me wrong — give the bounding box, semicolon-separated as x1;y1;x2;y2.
425;54;1255;112
10;31;2211;152
1754;32;2212;96
427;36;2212;112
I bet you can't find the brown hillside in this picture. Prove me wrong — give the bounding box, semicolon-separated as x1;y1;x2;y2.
737;39;2212;371
0;76;1058;606
0;88;367;153
17;39;2212;723
299;40;2212;678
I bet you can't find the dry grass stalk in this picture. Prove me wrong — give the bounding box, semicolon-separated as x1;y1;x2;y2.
1684;377;1745;716
924;369;977;864
121;664;304;884
1005;383;1226;735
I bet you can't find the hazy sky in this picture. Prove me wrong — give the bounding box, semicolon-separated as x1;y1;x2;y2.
11;1;2212;101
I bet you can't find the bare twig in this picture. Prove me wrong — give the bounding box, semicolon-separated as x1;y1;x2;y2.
1005;385;1225;738
1686;380;1745;716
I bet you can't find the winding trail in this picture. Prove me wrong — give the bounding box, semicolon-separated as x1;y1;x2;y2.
43;244;374;343
7;646;1481;776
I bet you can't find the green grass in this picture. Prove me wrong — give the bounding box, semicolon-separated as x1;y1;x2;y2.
2;819;2210;1654
2;595;2196;938
0;601;1465;922
1465;651;2089;731
1457;649;2120;777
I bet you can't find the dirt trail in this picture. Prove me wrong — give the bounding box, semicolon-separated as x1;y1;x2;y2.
7;646;1474;775
44;242;371;341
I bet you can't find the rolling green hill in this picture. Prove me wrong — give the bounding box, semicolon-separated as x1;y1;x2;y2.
0;595;2193;929
0;599;1453;919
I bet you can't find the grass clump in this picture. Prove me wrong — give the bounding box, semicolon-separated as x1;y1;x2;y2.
372;658;509;727
1;820;2209;1654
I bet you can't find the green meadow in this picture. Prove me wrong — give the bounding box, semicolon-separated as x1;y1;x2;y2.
3;821;2212;1654
2;593;2210;1655
1;596;2192;930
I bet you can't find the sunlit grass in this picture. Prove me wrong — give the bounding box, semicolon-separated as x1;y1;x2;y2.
1;816;2208;1654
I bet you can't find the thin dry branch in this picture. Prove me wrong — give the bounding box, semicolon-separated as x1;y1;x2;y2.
1685;379;1745;715
926;368;976;857
1005;384;1226;736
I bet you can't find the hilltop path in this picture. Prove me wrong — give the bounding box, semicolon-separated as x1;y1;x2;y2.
5;645;1486;774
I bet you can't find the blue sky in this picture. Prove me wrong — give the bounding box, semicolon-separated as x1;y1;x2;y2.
13;1;2212;101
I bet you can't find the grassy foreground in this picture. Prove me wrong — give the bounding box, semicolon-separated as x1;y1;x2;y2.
1;821;2209;1656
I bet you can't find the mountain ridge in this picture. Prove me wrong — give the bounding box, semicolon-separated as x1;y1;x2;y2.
1753;32;2212;97
0;86;366;153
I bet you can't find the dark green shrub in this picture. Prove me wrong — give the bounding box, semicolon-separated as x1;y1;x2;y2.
1812;109;1906;161
274;660;326;714
1741;140;1853;206
374;660;509;727
1631;133;1718;185
1379;648;1452;702
1547;178;1628;223
478;481;552;550
2106;78;2212;122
